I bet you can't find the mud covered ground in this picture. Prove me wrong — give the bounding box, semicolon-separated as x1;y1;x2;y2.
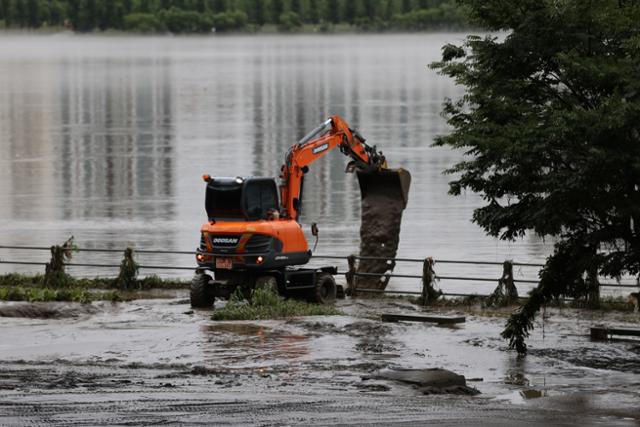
1;296;640;426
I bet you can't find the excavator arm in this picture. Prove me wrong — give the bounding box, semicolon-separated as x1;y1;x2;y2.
279;115;387;221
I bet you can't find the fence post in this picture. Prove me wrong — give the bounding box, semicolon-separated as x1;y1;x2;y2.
586;262;600;308
43;237;75;288
420;257;440;305
501;261;518;305
116;247;139;290
487;260;518;306
346;254;357;296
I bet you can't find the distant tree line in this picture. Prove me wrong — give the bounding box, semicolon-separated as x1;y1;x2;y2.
0;0;467;33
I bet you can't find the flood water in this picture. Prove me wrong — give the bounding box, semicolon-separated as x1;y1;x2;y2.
0;33;552;293
2;297;640;425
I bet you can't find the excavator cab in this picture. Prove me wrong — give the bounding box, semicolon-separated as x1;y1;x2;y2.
196;175;313;286
204;177;279;221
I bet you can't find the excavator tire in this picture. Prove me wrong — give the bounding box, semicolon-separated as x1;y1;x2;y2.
312;273;337;305
190;273;215;308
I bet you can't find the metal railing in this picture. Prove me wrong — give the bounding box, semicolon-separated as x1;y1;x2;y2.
0;244;638;297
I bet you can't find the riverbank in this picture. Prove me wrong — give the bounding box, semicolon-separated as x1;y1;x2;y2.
0;1;469;34
1;296;638;425
0;24;471;36
0;273;187;303
2;272;637;316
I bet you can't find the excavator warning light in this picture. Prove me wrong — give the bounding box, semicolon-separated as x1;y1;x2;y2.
202;174;211;182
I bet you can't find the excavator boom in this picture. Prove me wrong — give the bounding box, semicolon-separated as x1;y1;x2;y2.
279;115;390;221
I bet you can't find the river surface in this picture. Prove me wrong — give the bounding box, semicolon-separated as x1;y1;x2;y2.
0;33;552;293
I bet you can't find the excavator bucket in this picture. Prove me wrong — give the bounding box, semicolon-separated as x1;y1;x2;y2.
356;168;411;209
356;168;412;291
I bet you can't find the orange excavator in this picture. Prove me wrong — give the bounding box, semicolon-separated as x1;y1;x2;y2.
191;115;407;307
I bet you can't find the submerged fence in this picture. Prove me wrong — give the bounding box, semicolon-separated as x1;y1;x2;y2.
0;244;638;299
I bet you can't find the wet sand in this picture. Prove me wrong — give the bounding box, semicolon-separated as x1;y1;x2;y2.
1;297;639;425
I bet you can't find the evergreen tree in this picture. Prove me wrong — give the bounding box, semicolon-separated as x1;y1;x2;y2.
4;0;16;26
324;0;339;23
25;0;40;28
383;0;393;20
211;0;225;13
15;0;27;26
0;0;464;31
100;0;120;29
343;0;356;23
272;0;284;22
432;0;640;354
307;0;319;23
362;0;378;20
139;0;151;12
53;1;67;25
291;0;301;16
26;0;40;28
74;0;98;31
251;0;266;25
67;0;79;27
38;0;53;25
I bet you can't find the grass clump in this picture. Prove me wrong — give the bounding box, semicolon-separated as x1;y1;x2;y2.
76;274;188;290
0;286;125;303
137;275;188;289
91;274;187;290
212;286;341;321
43;237;77;288
0;286;95;303
565;295;637;312
0;273;188;291
0;273;45;287
111;247;188;290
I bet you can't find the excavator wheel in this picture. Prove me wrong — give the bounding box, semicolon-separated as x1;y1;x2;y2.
312;273;337;305
190;273;215;308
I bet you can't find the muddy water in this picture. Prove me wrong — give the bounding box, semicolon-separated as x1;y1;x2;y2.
1;298;639;425
0;33;559;296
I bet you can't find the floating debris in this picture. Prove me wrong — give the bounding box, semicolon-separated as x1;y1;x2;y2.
374;368;480;395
